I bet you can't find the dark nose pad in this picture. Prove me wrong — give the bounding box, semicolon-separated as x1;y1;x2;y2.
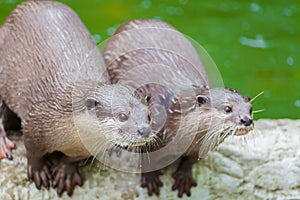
138;127;151;138
240;117;253;126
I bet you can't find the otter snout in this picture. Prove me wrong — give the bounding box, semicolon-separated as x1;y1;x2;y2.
240;117;253;126
138;126;151;138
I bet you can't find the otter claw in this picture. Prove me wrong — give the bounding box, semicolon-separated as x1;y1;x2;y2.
27;159;52;190
141;171;163;196
172;170;197;197
52;161;83;197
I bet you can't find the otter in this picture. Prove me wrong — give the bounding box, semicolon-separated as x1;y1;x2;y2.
0;2;152;197
103;19;253;197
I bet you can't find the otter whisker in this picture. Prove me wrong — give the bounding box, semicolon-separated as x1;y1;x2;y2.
250;91;264;103
83;157;91;167
145;149;151;165
151;134;162;150
199;121;233;156
93;140;113;168
202;121;224;141
241;134;248;146
88;142;108;170
252;109;265;114
219;126;233;142
201;133;218;154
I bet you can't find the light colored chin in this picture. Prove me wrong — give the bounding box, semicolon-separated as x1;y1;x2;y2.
116;134;156;148
234;126;253;136
129;141;147;147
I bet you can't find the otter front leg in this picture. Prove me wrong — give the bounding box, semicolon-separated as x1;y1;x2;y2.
52;155;83;197
172;155;198;197
140;153;164;196
24;127;52;190
26;152;52;190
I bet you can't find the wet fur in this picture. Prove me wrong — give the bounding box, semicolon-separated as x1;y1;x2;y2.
104;19;253;197
0;1;151;197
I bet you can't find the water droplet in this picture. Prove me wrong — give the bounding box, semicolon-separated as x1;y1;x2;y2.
153;16;163;20
106;25;120;36
179;0;188;5
249;2;262;13
4;0;16;4
283;8;292;17
93;34;102;44
166;6;184;16
141;0;151;9
287;56;294;66
106;27;115;36
294;100;300;108
220;3;230;12
239;34;268;48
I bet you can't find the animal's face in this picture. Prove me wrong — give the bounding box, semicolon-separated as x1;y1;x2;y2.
84;85;154;148
184;87;254;158
111;93;153;147
198;88;253;136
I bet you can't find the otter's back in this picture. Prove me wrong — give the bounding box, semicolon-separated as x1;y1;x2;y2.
104;19;210;95
0;1;109;118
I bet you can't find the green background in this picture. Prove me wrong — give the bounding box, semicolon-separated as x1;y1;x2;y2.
0;0;299;119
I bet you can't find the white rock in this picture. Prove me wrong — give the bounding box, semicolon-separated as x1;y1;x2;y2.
0;119;299;199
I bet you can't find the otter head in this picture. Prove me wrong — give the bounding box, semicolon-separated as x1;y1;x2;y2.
187;87;253;158
197;87;253;137
76;84;154;150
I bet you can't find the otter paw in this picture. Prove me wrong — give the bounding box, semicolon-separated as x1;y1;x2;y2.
141;171;163;196
52;162;83;197
0;135;15;160
27;158;52;190
172;170;197;197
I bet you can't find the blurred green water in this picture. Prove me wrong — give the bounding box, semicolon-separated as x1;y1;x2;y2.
0;0;299;119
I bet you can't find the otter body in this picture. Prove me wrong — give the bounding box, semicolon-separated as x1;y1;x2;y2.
104;19;253;197
0;2;151;196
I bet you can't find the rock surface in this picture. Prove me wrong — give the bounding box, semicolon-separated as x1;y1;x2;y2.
0;119;300;199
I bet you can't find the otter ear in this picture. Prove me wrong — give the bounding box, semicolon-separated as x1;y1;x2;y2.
196;95;208;106
245;96;251;102
85;97;100;110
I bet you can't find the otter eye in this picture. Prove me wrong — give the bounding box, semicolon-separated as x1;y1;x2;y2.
85;98;100;110
224;106;232;113
250;107;253;115
145;96;151;103
118;113;129;122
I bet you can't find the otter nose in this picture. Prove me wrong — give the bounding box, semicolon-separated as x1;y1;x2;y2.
240;117;253;126
138;127;151;138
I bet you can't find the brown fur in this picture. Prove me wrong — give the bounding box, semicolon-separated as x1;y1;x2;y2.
0;0;107;160
104;19;253;198
0;1;151;197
